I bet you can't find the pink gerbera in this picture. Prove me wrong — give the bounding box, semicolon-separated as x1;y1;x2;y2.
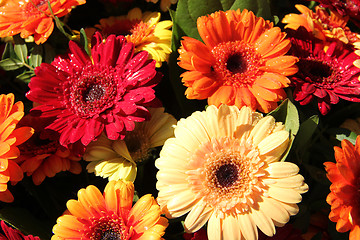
26;32;161;153
287;28;360;115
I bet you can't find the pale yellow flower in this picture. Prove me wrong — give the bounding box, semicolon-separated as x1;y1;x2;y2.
86;7;172;67
155;105;308;240
84;108;177;181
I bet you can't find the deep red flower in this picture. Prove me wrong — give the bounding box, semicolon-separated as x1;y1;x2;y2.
287;28;360;115
26;32;161;154
183;228;208;240
313;0;360;27
0;221;40;240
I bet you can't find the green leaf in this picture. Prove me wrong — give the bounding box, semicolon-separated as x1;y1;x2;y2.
0;207;52;239
13;35;28;63
0;58;24;71
2;42;17;60
30;45;43;68
268;99;300;161
16;70;35;84
174;0;272;42
333;128;358;145
293;115;319;150
80;28;91;56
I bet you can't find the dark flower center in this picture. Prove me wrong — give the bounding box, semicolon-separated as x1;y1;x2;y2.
84;84;106;103
19;132;59;156
215;163;239;188
65;64;121;118
226;54;247;74
101;231;122;240
298;59;333;82
211;40;263;87
123;129;151;163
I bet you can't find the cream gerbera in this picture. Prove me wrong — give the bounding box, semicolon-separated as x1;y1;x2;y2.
84;108;177;181
155;105;308;240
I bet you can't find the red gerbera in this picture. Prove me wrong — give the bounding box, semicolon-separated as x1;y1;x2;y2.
0;221;40;240
287;28;360;115
26;32;161;154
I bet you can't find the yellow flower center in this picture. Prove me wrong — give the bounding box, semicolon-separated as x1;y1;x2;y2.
211;41;263;87
186;137;268;215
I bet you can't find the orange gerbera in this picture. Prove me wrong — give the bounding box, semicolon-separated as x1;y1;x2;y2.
52;180;168;240
282;5;360;46
15;115;81;185
0;0;86;44
324;136;360;240
178;9;298;113
0;93;33;202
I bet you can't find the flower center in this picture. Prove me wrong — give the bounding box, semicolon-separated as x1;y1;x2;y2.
84;84;106;102
126;21;155;47
211;41;263;87
215;163;239;188
123;128;151;163
186;137;267;215
64;64;122;118
297;58;341;87
19;132;59;156
88;215;132;240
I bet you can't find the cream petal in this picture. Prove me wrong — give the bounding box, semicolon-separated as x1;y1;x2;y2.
201;106;220;138
265;162;299;178
295;182;309;194
263;175;305;188
184;199;213;232
216;105;242;137
112;140;133;162
85;145;117;160
223;214;243;240
156;169;188;185
177;113;211;144
174;118;206;152
249;116;275;145
166;190;198;218
157;184;189;199
155;156;189;171
238;213;258;240
268;186;302;203
258;198;290;226
250;207;275;237
278;201;299;216
257;130;289;155
207;213;222;240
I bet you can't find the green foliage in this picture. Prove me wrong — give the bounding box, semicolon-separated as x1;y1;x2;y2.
268;99;300;162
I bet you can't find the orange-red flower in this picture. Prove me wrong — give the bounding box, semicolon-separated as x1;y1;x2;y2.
0;93;33;202
282;5;360;47
52;180;168;240
15;115;81;185
178;9;298;113
0;0;86;44
324;136;360;240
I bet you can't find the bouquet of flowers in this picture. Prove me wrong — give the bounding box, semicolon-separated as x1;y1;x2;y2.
0;0;360;239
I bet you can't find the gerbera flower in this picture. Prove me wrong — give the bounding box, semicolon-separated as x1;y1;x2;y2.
287;28;360;115
15;115;81;185
313;0;360;27
84;107;176;181
282;5;360;47
26;33;161;154
0;221;40;240
0;93;33;203
0;0;86;44
86;8;172;67
52;180;168;240
178;9;298;113
155;105;308;240
145;0;178;12
324;136;360;240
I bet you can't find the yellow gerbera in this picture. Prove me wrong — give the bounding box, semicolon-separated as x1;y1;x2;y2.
155;105;308;240
84;108;177;181
86;7;172;67
52;180;168;240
